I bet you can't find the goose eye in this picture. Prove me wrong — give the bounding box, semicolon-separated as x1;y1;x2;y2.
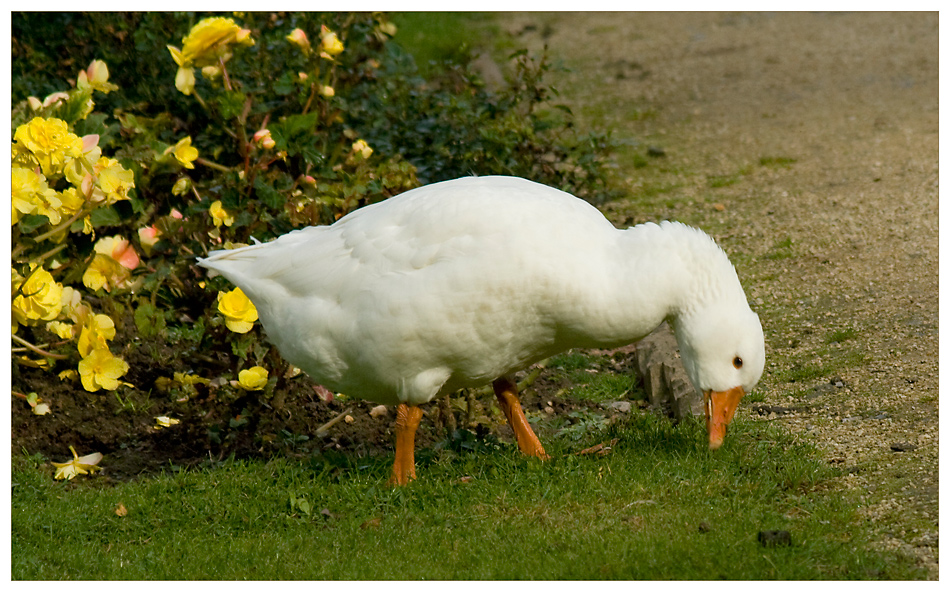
733;356;743;369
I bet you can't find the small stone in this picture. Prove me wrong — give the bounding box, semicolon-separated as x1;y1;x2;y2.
344;414;355;424
807;383;836;398
758;530;792;547
890;442;917;452
544;406;555;415
369;404;388;418
609;401;632;413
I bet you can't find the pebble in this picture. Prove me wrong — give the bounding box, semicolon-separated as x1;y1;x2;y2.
608;401;632;413
890;442;918;452
758;530;792;547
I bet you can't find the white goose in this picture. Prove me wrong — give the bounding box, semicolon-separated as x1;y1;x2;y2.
199;176;765;485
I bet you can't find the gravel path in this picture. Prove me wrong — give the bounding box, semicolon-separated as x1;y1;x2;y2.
504;11;938;577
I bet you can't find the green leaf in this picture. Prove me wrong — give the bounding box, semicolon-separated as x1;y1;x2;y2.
17;214;50;234
254;177;284;210
230;333;256;360
273;71;296;96
216;91;247;121
73;112;110;138
90;206;122;227
134;300;167;338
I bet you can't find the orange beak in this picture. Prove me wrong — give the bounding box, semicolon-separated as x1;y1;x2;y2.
704;386;745;450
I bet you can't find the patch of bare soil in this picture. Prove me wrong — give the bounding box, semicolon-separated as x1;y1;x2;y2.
12;328;617;482
502;11;937;578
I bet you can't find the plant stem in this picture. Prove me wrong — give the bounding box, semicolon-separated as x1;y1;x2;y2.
11;334;70;360
31;206;93;244
195;157;234;173
29;243;68;266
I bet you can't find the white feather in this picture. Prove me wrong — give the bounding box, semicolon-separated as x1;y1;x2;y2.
198;176;765;406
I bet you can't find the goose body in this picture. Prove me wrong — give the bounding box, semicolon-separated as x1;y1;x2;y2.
199;176;765;483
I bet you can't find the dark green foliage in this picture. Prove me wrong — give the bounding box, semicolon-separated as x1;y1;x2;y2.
11;12;616;451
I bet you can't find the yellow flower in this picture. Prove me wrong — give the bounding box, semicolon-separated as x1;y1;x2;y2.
351;139;373;160
64;134;103;188
52;446;103;480
12;265;64;326
58;286;84;322
10;167;65;226
11;166;56;224
173;62;197;95
82;236;139;292
78;347;129;392
77;60;118;94
173;372;211;387
377;21;398;37
46;320;76;339
201;64;222;80
171;177;193;196
319;25;344;58
87;157;134;205
20;392;52;416
57;187;86;219
82;254;131;293
77;313;116;357
286;28;311;54
58;369;78;382
237;366;269;390
12;117;84;176
167;136;199;169
216;287;258;333
209;200;235;227
21;180;64;226
154;416;180;429
168;17;254;95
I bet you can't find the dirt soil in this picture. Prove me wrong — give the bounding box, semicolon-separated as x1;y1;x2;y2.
502;11;938;578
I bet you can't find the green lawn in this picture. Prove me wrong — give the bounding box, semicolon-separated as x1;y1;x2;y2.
12;410;920;579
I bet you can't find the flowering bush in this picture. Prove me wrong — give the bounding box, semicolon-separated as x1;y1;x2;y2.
12;13;616;460
12;89;136;392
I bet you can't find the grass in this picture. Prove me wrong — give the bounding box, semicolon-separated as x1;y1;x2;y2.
759;156;798;168
764;237;795;260
390;13;499;75
12;404;923;580
826;327;858;344
548;351;643;403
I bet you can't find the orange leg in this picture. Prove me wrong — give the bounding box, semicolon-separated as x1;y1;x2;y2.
389;403;424;486
492;377;550;459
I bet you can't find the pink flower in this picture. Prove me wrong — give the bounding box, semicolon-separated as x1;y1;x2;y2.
95;236;140;270
253;129;276;150
138;225;162;255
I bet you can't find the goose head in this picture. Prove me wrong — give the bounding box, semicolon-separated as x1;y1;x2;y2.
672;302;765;449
